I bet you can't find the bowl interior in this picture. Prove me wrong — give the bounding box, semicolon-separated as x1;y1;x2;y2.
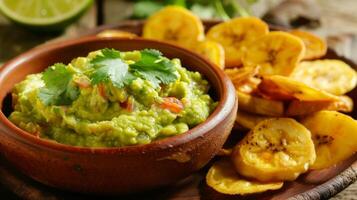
0;37;231;151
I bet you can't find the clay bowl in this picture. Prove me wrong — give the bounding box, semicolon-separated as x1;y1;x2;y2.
0;37;237;194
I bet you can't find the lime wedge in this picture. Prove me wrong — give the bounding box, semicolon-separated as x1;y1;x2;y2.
0;0;93;30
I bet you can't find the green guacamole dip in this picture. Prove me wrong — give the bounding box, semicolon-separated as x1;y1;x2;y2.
9;49;216;147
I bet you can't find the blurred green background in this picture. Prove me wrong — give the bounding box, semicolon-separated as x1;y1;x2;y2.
0;0;259;64
1;0;357;65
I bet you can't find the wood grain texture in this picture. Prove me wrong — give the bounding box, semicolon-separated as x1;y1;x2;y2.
291;161;357;200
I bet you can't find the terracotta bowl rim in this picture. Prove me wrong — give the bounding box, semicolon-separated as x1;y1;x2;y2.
0;36;236;155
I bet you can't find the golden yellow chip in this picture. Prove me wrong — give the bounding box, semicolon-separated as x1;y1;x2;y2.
224;67;259;86
289;30;327;60
97;30;137;38
242;31;305;76
194;40;225;69
235;77;261;94
207;17;269;68
237;91;284;117
225;67;261;94
286;96;353;116
143;6;204;47
206;159;284;195
236;111;272;130
232;118;316;182
301;111;357;170
258;75;339;101
291;59;357;95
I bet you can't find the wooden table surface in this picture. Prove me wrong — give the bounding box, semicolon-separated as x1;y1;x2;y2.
0;0;356;199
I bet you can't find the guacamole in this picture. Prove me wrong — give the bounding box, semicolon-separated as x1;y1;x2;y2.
9;49;216;147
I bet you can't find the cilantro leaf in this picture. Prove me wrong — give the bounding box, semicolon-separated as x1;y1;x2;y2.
130;49;178;87
38;63;79;106
90;48;129;88
38;88;59;106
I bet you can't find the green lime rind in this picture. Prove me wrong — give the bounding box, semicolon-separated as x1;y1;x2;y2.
0;0;93;30
11;7;92;32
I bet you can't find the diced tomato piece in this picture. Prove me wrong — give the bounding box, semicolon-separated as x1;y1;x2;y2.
98;84;106;99
160;97;184;113
120;99;134;112
74;78;91;88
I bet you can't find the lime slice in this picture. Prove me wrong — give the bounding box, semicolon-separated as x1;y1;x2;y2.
0;0;93;30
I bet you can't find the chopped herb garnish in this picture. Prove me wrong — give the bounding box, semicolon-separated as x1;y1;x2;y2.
130;49;178;87
38;63;79;106
90;48;129;88
38;48;178;106
90;48;178;88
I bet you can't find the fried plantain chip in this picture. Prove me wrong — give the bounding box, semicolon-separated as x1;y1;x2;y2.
194;40;225;69
258;75;339;101
237;91;284;117
236;111;273;130
97;30;137;38
242;31;305;76
291;59;357;96
143;6;204;47
232;118;316;182
286;96;353;116
206;159;284;195
301;111;357;170
289;30;327;60
207;17;269;68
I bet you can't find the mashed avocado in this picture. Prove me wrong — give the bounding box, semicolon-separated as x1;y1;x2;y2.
9;49;216;147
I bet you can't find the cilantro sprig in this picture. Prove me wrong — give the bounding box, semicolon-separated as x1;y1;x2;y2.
38;63;79;106
90;48;129;88
38;48;178;106
90;48;178;88
130;49;178;87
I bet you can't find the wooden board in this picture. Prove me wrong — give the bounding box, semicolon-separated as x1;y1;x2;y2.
0;20;356;200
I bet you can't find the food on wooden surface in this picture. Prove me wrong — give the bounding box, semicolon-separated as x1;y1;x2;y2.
206;159;284;195
143;6;204;47
206;17;269;68
291;59;357;96
237;91;284;117
193;40;225;69
301;111;357;170
242;31;305;76
232;118;316;182
258;75;339;101
141;7;357;196
289;30;327;60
